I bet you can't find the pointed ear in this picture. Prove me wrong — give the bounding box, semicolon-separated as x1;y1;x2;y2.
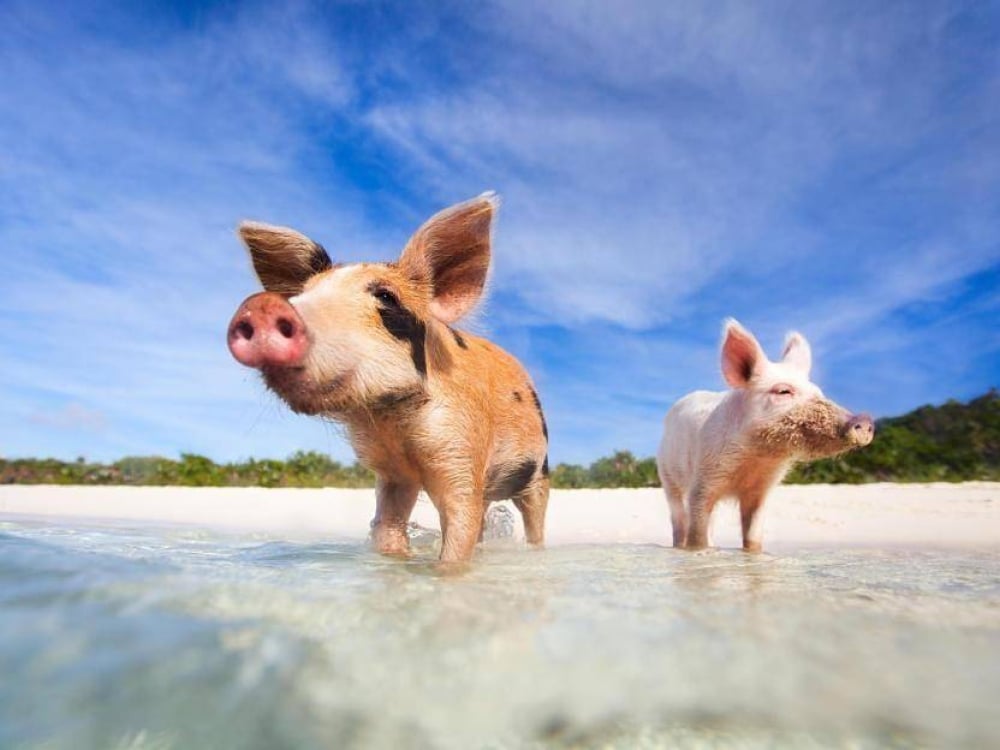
721;318;766;388
238;221;333;295
781;331;812;375
398;193;496;324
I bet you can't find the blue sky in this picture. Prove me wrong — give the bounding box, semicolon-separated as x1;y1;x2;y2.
1;0;998;465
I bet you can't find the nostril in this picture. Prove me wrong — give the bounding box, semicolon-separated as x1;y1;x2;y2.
276;317;295;339
235;320;254;340
847;417;874;441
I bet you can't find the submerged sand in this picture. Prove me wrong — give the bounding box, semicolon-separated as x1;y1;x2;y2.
3;483;1000;747
1;482;997;551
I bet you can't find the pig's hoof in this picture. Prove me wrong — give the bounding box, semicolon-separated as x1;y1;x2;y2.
370;529;411;557
374;542;410;557
433;558;474;576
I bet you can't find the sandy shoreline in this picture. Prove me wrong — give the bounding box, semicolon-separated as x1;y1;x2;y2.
1;483;998;551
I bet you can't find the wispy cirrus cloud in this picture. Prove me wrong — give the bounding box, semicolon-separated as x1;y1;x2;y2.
366;1;999;329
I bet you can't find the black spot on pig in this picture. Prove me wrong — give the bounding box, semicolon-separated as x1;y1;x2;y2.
486;459;537;502
371;284;427;376
450;327;468;350
372;387;428;412
309;242;333;274
513;391;523;402
529;387;548;441
542;455;550;477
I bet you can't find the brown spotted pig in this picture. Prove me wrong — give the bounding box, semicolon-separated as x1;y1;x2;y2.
227;194;549;563
656;319;874;552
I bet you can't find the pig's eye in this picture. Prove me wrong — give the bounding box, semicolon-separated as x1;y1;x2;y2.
772;385;795;396
372;287;399;307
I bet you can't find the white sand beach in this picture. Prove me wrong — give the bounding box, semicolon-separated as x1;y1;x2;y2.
2;482;998;551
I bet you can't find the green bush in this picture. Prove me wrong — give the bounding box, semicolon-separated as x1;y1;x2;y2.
1;391;996;487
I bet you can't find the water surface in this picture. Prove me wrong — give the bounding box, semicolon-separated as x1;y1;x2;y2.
1;517;998;749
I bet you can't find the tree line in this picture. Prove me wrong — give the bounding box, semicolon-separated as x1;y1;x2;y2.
2;391;996;488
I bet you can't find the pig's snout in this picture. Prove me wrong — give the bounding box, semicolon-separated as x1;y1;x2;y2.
227;292;308;369
844;413;875;447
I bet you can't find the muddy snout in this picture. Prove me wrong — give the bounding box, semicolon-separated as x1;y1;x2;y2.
843;413;875;447
227;292;309;368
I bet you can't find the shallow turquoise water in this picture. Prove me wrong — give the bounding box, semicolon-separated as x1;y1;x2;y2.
1;518;998;749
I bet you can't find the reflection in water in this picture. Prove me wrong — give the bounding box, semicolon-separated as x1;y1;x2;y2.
1;518;998;749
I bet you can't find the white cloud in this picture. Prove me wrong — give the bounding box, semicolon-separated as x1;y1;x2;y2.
0;0;996;463
0;1;373;462
361;1;998;333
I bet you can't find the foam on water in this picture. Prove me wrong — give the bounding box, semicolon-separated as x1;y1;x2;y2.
1;516;998;749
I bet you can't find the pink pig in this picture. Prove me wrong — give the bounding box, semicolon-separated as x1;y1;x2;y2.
656;319;874;552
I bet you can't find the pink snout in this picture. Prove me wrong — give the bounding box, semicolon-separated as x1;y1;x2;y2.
227;292;309;368
845;413;875;446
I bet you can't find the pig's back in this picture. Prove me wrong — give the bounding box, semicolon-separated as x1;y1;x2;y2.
657;390;725;487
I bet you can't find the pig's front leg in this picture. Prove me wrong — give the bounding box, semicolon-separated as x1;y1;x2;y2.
437;492;487;563
371;477;419;556
684;481;719;550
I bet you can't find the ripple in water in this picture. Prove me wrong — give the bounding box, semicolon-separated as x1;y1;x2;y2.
1;518;998;749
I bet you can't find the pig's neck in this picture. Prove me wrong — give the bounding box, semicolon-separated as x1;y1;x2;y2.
717;390;755;437
342;391;429;483
707;392;793;498
716;390;796;466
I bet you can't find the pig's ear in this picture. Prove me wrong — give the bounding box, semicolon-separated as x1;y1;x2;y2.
398;193;496;324
721;318;766;388
238;221;333;295
781;331;812;375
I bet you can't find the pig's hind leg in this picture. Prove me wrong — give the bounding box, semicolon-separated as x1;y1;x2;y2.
512;475;549;547
663;479;687;548
685;481;721;550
